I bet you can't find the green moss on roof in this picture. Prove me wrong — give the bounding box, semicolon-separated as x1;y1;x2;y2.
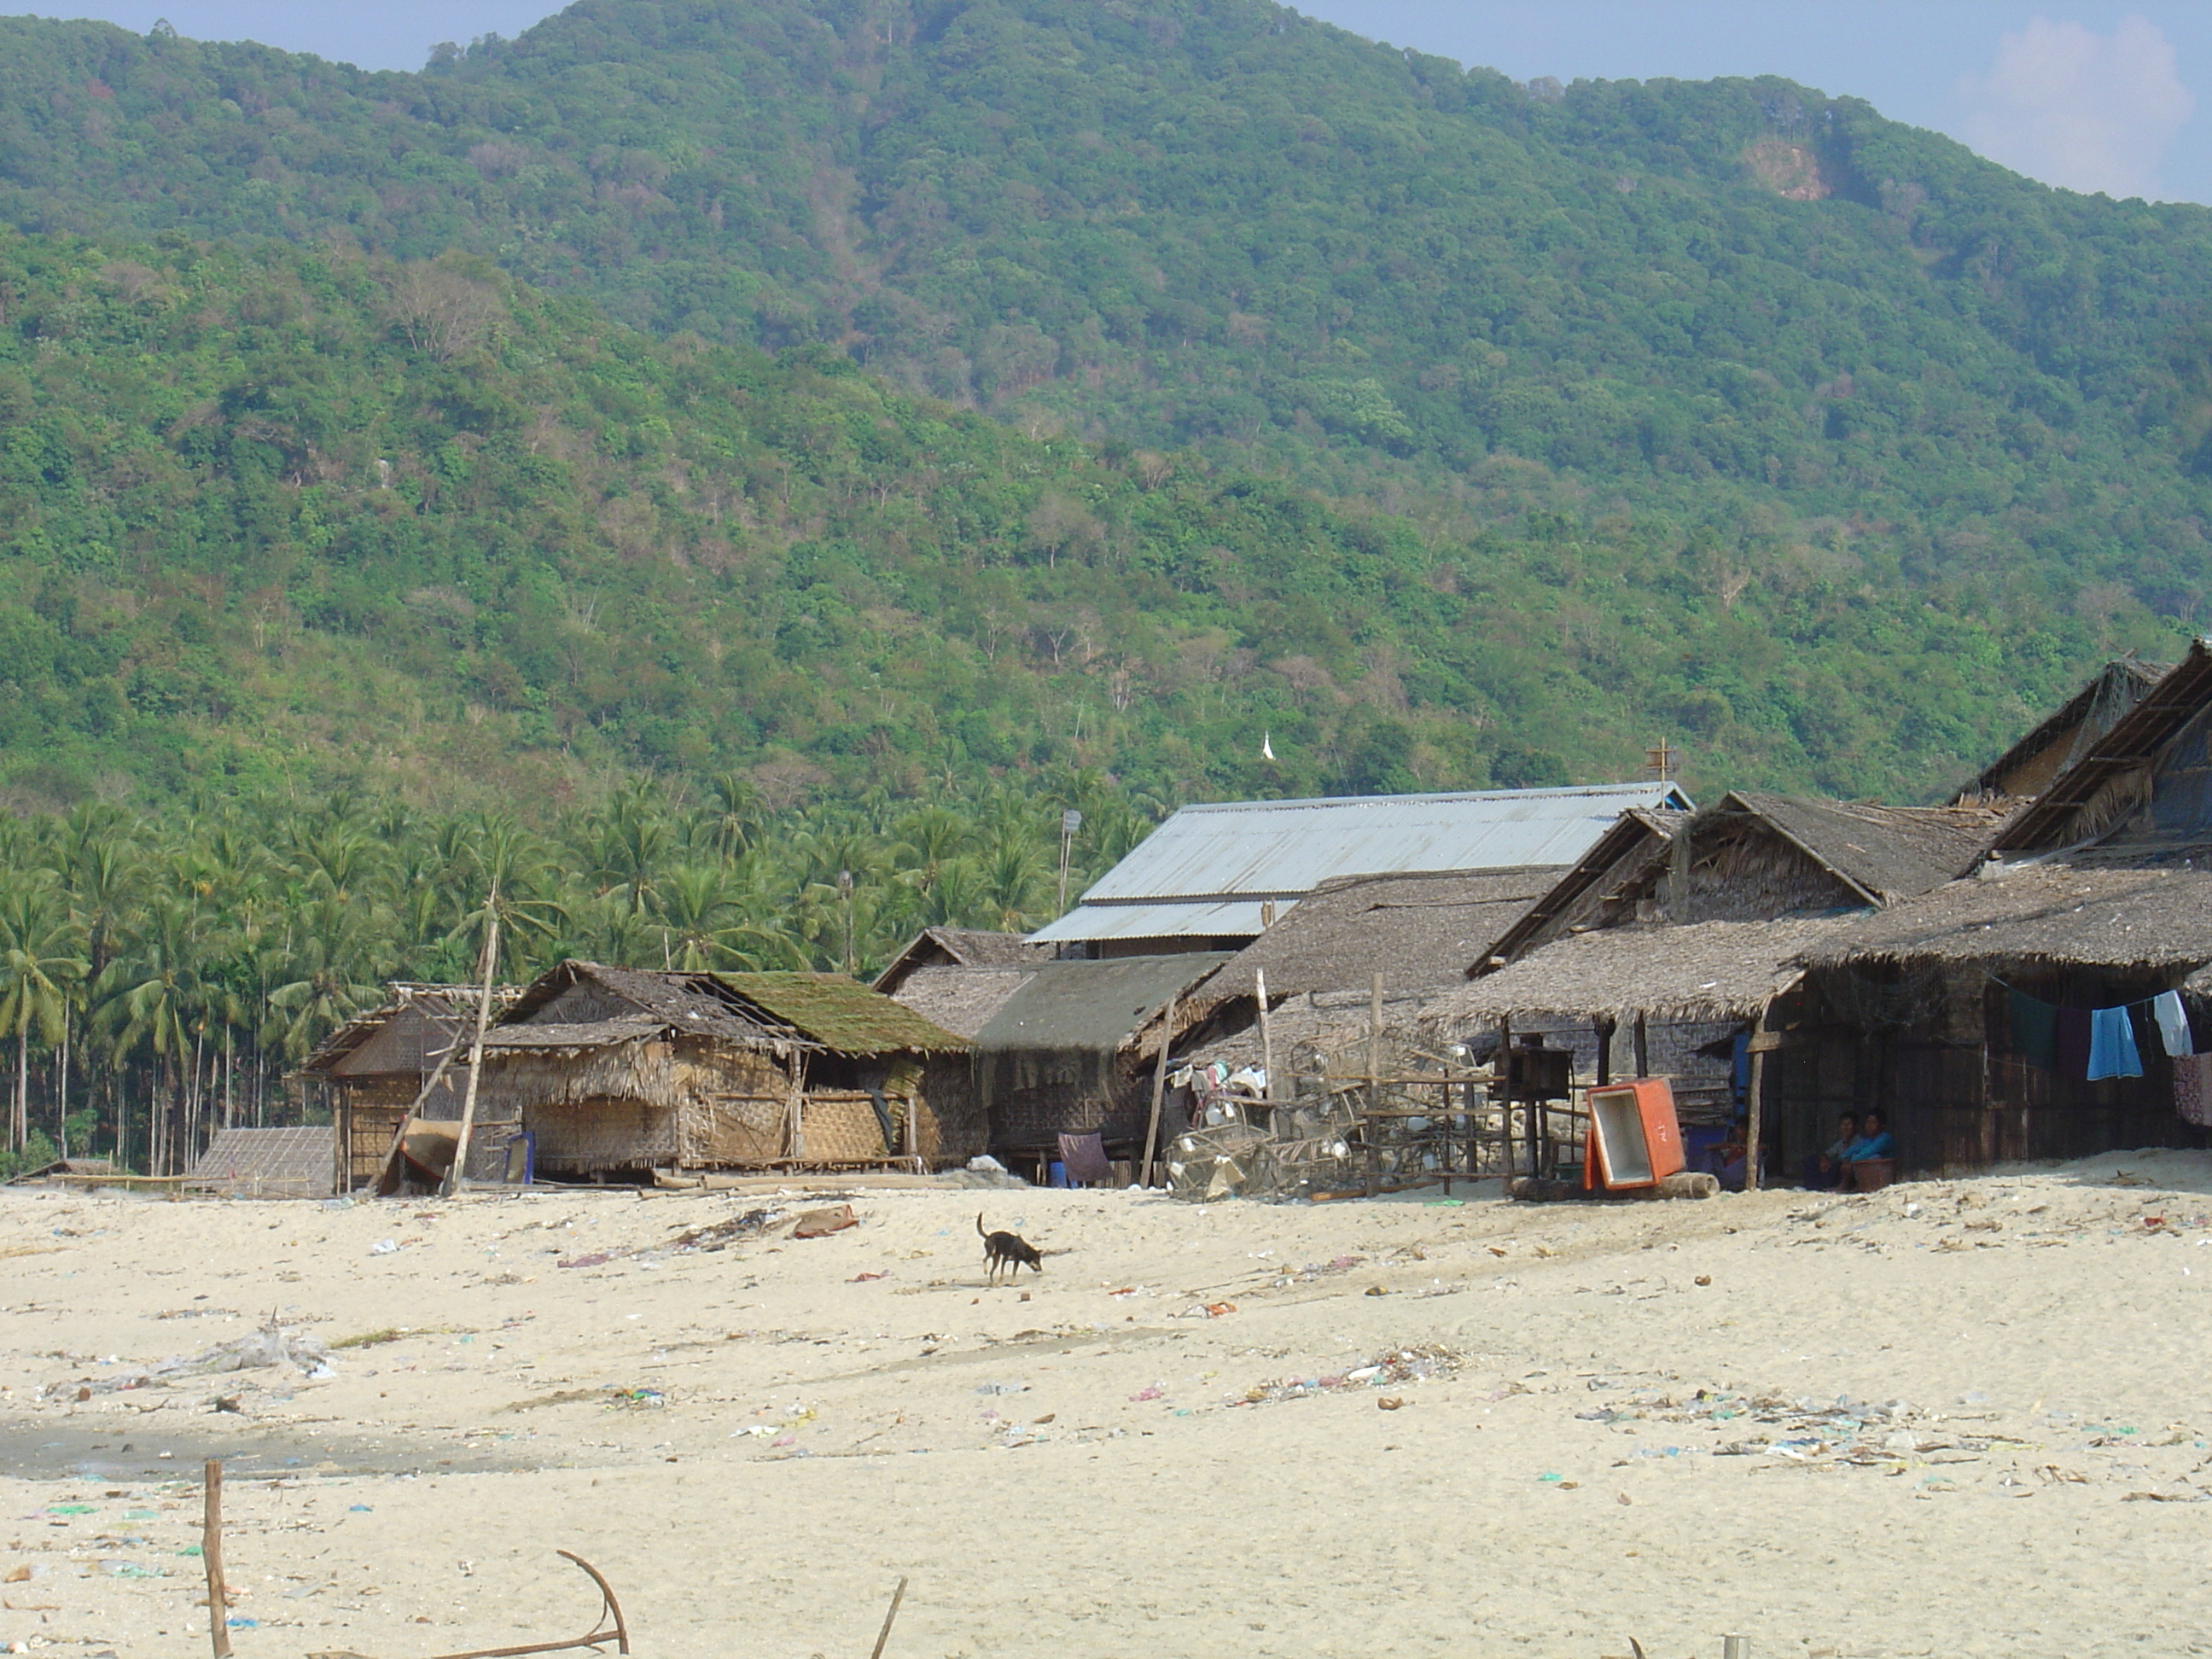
717;971;969;1055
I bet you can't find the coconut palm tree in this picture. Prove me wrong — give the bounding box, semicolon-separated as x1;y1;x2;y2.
0;880;86;1152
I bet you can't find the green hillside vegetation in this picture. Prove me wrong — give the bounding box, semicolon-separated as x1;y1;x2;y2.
0;224;2169;813
4;1;2212;634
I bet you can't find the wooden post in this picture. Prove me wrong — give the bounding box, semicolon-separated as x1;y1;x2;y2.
1595;1016;1613;1087
443;906;501;1198
1141;993;1178;1190
1364;975;1383;1197
1633;1012;1649;1079
1254;968;1275;1122
202;1459;232;1659
1499;1015;1514;1179
1744;1003;1769;1192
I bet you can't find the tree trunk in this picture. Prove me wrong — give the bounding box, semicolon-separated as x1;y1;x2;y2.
15;1022;27;1153
56;1013;68;1161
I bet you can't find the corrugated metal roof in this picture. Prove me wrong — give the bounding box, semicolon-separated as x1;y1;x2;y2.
1039;783;1690;942
1030;899;1280;943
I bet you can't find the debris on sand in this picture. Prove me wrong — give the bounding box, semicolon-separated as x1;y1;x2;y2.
41;1318;333;1400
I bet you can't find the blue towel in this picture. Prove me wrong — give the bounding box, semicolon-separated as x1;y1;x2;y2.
2152;990;2192;1059
2087;1005;2143;1080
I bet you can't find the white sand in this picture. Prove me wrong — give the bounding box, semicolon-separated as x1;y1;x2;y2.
0;1153;2206;1659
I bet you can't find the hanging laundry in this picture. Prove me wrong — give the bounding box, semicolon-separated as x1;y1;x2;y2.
2056;1006;2093;1080
2008;989;2058;1070
2174;1052;2212;1127
2087;1004;2143;1081
2151;990;2193;1059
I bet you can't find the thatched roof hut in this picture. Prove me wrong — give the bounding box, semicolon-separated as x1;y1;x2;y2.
1423;917;1842;1027
975;952;1232;1154
1196;866;1564;1004
1476;808;1683;969
872;930;1050;1041
1802;859;2212;974
1953;657;2165;806
469;961;975;1177
1996;641;2212;856
874;928;1049;993
300;982;524;1190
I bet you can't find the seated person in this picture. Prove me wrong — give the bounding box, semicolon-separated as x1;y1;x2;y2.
1803;1111;1859;1190
1842;1109;1896;1171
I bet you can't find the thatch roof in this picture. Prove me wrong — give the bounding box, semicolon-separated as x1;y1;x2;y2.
493;961;964;1056
1476;808;1683;969
503;962;771;1044
6;1157;118;1184
1954;657;2165;805
976;953;1235;1057
1185;987;1444;1074
718;971;968;1054
1419;917;1842;1024
301;981;521;1074
481;1015;669;1053
887;963;1037;1039
872;928;1049;994
184;1127;334;1197
1718;792;2007;903
1197;866;1566;1002
1998;640;2212;853
1801;859;2212;971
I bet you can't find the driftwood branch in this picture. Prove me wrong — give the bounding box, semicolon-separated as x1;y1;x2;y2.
427;1551;631;1657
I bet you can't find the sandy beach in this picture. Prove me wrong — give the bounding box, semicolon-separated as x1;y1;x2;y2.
0;1155;2205;1659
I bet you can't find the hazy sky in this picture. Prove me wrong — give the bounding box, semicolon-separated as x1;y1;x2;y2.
21;3;2212;204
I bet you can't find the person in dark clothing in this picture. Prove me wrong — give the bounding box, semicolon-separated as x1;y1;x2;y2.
1839;1108;1897;1189
1802;1111;1859;1190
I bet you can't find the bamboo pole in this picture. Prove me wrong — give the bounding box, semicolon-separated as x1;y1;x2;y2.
1365;975;1383;1197
202;1460;232;1659
443;905;501;1199
1497;1015;1515;1179
1140;993;1178;1190
1254;968;1274;1120
1744;1003;1769;1193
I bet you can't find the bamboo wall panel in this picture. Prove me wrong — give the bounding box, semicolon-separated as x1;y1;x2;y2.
529;1098;678;1172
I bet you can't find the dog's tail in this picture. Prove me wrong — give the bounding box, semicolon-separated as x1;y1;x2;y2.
976;1211;987;1239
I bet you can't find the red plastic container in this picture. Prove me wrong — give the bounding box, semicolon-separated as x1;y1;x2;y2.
1582;1079;1685;1190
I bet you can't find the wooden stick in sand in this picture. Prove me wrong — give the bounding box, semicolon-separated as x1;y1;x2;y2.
202;1459;232;1659
1141;994;1178;1189
870;1576;910;1659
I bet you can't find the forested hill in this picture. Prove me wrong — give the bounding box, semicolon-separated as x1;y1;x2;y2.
0;0;2207;809
8;3;2212;556
0;220;2174;816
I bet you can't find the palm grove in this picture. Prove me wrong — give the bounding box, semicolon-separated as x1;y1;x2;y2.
0;774;1155;1175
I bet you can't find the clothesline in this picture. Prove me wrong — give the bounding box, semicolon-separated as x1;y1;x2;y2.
1983;972;2174;1016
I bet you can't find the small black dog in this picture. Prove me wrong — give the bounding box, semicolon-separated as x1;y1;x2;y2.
977;1213;1043;1286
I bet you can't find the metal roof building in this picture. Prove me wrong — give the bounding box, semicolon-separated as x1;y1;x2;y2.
1031;783;1691;953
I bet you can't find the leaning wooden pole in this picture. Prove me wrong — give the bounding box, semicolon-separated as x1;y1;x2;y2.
443;904;502;1199
1743;1003;1769;1193
1254;968;1274;1119
1140;992;1179;1190
202;1460;232;1659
